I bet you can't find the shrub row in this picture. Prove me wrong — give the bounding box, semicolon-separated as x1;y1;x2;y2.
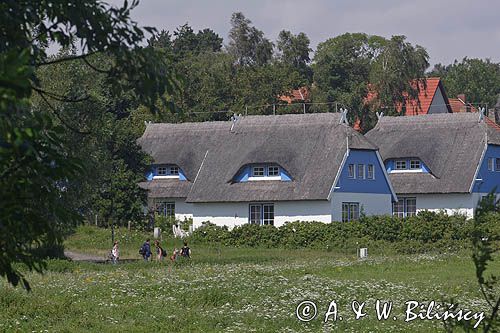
188;211;500;254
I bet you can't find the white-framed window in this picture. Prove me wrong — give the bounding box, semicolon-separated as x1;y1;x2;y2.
395;160;407;170
252;166;265;177
392;197;416;218
496;158;500;171
348;164;355;178
249;203;274;225
357;164;365;179
410;160;421;169
367;164;374;179
488;158;494;171
263;204;274;225
155;201;175;218
268;166;280;176
169;166;179;175
342;202;359;222
249;204;262;224
157;166;167;176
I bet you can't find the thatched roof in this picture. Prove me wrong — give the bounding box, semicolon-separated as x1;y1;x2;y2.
138;113;376;202
365;113;500;194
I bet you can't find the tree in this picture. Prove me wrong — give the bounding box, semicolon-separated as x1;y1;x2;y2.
276;30;312;81
227;12;273;66
439;58;500;107
0;0;175;289
369;35;429;117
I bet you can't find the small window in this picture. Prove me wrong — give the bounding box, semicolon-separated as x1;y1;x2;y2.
249;204;274;225
410;160;421;169
488;158;494;171
496;158;500;172
155;201;175;218
357;164;365;179
268;166;280;177
348;164;355;178
395;160;407;170
342;202;359;222
392;197;416;218
263;204;274;225
392;199;405;218
367;164;374;179
157;166;167;176
169;166;179;175
252;166;265;177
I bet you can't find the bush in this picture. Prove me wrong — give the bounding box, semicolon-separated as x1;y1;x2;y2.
187;211;499;253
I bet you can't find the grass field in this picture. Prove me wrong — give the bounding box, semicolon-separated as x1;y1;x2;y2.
0;226;498;332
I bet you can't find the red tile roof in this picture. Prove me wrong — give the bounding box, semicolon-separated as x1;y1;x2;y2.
278;87;310;104
448;97;478;113
365;78;452;115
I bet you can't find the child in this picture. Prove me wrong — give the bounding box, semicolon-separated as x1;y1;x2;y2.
180;241;191;258
170;248;179;262
111;241;119;264
154;240;166;262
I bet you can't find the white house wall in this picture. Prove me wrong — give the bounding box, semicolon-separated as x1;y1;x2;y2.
330;192;393;221
192;200;332;229
409;192;497;218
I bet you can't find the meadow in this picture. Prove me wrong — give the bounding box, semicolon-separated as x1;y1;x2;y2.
0;226;498;332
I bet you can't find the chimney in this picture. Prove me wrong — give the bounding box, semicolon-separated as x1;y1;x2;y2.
457;94;468;112
457;94;466;103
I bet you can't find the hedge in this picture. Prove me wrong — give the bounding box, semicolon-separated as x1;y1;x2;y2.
188;211;500;254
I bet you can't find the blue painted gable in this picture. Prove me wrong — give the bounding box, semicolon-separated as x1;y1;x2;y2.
473;144;500;193
335;149;393;195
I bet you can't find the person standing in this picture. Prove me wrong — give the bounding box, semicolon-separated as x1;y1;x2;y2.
111;241;119;264
154;240;166;262
141;239;152;261
180;241;191;258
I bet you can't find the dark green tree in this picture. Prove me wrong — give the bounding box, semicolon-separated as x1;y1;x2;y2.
439;58;500;107
276;30;312;82
227;12;273;66
0;0;175;289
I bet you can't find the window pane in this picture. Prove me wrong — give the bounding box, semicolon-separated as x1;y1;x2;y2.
357;164;365;179
496;158;500;171
405;198;416;217
170;166;179;175
166;203;175;217
410;160;421;169
350;203;360;221
342;203;349;222
348;164;355;178
249;205;261;224
157;167;167;175
252;166;265;176
263;204;274;225
367;164;374;179
488;158;494;171
268;166;280;176
395;160;407;170
392;199;404;217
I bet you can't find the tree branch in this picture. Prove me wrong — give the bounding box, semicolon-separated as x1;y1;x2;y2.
36;90;92;135
31;86;89;103
35;51;98;67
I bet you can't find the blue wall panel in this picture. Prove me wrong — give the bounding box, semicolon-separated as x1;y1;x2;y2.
335;149;393;194
473;144;500;193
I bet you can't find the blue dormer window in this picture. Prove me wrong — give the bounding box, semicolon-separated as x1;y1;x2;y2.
410;160;421;169
235;164;291;182
148;164;186;181
395;160;407;170
387;158;428;174
252;166;265;177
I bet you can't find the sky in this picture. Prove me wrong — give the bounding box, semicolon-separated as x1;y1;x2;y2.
111;0;500;67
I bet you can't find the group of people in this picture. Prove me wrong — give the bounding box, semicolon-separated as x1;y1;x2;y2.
140;239;191;262
110;239;191;264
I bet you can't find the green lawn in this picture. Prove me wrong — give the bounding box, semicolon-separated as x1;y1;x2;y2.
0;226;497;332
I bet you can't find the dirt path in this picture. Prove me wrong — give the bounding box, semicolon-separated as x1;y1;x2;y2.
64;250;106;262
